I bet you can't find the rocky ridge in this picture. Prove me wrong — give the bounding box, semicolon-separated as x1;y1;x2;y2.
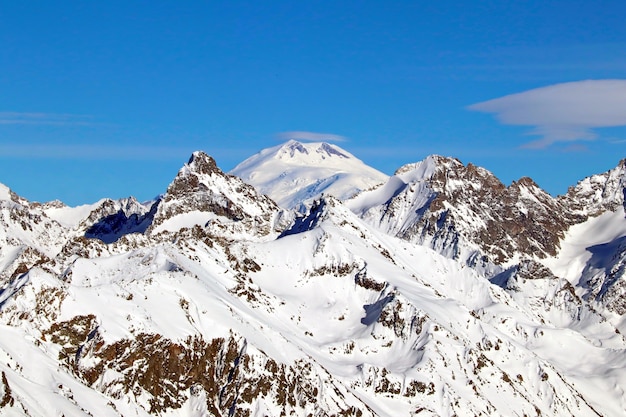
150;151;290;239
349;155;587;268
561;158;626;216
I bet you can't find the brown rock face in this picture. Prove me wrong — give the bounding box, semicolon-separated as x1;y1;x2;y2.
367;156;586;265
44;318;373;416
149;151;284;236
186;151;220;176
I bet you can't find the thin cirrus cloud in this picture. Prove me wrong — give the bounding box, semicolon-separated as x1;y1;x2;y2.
0;112;94;126
277;131;348;143
467;79;626;149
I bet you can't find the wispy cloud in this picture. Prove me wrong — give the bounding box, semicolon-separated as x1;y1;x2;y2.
276;131;348;143
467;79;626;148
0;112;94;126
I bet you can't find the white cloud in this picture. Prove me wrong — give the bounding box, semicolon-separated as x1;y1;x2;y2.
277;131;348;143
0;112;93;126
467;79;626;148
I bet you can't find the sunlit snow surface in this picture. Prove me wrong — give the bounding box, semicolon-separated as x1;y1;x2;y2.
43;200;104;229
543;208;626;286
0;196;622;416
0;154;626;416
0;183;13;202
230;140;388;209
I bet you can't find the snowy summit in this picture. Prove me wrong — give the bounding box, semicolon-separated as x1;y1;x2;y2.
230;140;389;209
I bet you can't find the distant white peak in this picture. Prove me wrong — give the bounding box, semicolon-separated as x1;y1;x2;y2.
278;140;309;158
230;140;388;209
316;142;350;159
274;140;352;164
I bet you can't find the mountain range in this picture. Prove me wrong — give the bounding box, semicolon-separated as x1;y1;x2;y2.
0;140;625;416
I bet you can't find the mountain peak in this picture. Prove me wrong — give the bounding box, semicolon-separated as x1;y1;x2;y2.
185;151;220;176
0;182;15;202
513;176;540;188
0;182;33;208
352;154;581;266
230;141;388;208
3;146;626;416
393;155;463;184
562;157;626;215
273;140;351;163
164;152;224;200
278;139;309;158
316;142;349;158
149;150;283;237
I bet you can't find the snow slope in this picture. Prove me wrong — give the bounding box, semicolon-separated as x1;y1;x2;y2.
1;193;624;416
0;149;625;416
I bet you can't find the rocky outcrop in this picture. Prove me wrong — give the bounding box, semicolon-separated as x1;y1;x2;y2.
45;322;375;417
83;197;158;243
150;151;288;238
560;158;626;216
351;156;584;268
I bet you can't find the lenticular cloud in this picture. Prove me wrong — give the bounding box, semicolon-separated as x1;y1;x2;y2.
468;79;626;148
277;131;348;143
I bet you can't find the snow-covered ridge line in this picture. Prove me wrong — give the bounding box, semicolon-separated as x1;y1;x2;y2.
0;143;625;415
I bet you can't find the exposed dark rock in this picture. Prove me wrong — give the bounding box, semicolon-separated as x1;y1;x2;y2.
150;151;283;237
279;198;327;237
364;156;586;266
44;321;374;416
85;199;158;243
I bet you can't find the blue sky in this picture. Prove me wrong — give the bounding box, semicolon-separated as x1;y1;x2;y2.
2;1;626;205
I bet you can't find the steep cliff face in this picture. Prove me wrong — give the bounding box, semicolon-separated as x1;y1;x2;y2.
547;160;626;314
349;156;626;316
81;197;158;244
0;185;68;283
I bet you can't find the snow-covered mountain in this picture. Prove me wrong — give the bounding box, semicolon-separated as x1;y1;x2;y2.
150;151;289;239
230;140;388;209
0;146;626;416
347;155;584;272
